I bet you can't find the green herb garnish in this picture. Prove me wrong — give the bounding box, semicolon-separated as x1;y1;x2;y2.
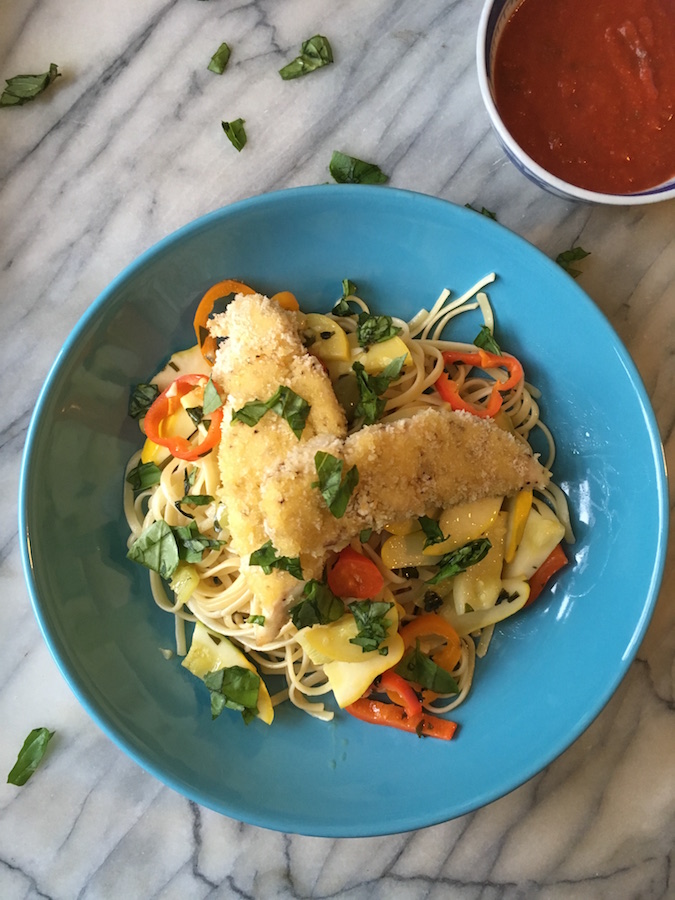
222;118;247;151
355;312;401;347
248;615;266;626
360;528;373;543
249;540;303;580
128;382;159;419
232;385;310;439
126;460;161;492
208;42;231;74
202;667;260;722
427;538;492;585
203;377;223;415
332;278;359;316
418;515;445;549
349;600;393;654
395;643;459;694
7;728;55;785
473;325;501;356
556;246;590;278
279;35;333;80
465;203;497;220
289;579;345;628
352;356;406;425
127;520;180;578
1;64;60;108
329;151;388;185
312;451;359;518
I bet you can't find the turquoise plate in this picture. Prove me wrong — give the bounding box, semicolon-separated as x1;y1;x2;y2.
19;186;668;836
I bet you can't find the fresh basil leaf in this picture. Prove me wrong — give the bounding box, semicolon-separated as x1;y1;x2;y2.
556;246;590;278
395;644;459;694
203;377;223;415
465;203;497;220
352;356;405;425
312;451;359;518
427;538;492;585
202;666;260;721
208;42;231;74
174;521;225;563
355;313;400;347
128;382;159;419
418;515;444;549
126;461;161;492
232;385;310;439
127;520;179;578
360;528;373;543
289;579;345;628
279;34;333;80
179;493;214;506
329;151;388;185
349;600;393;654
1;64;60;108
222;118;247;151
473;325;501;356
185;405;204;427
249;540;303;580
7;728;55;785
248;615;266;626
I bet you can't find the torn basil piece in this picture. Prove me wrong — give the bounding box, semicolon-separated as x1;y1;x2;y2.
352;356;406;425
7;728;55;785
127;520;179;578
279;35;333;80
128;382;159;419
556;245;590;279
427;538;492;585
222;118;247;151
1;63;60;108
249;540;303;580
356;312;401;347
473;325;501;356
349;600;393;654
232;385;310;438
395;644;460;694
418;515;444;549
329;151;388;185
126;460;161;492
203;667;260;721
312;451;359;518
289;580;345;628
208;42;231;74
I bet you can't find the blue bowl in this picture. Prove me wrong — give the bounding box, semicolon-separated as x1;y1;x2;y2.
19;186;668;836
477;0;675;204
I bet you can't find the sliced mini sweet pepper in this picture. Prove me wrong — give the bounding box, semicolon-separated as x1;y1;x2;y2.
193;280;257;365
345;697;457;740
144;374;223;461
526;542;567;606
436;348;524;419
399;613;462;674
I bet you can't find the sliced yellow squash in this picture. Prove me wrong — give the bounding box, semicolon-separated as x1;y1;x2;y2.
453;512;508;610
305;313;350;362
428;497;504;556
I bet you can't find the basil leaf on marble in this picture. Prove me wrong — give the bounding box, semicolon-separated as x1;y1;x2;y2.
556;246;590;279
279;35;333;80
249;540;303;580
222;118;247;151
465;203;497;220
329;151;388;185
208;42;231;74
7;728;55;785
312;451;359;518
289;579;345;629
0;64;60;108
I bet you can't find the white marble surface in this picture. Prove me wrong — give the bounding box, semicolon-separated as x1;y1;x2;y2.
1;0;674;897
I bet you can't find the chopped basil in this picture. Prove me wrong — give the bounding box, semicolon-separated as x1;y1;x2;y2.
7;728;55;786
359;528;373;543
352;356;406;425
279;35;333;80
202;667;259;722
474;325;501;356
556;245;590;278
349;600;393;654
248;615;266;626
222;118;247;151
128;382;159;419
174;521;224;563
356;313;400;347
289;579;345;628
312;451;359;518
208;42;231;74
127;520;180;578
329;151;388;185
126;460;161;492
395;644;459;694
203;377;223;415
427;538;492;585
184;468;197;493
423;590;443;612
332;279;359;317
249;540;303;580
232;385;310;439
185;405;205;427
465;203;497;220
1;64;60;108
418;515;444;549
179;493;214;507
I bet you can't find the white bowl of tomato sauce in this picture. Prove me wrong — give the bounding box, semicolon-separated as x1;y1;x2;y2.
477;0;675;204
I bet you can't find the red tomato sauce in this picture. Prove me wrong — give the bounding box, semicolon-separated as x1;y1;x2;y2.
492;0;675;194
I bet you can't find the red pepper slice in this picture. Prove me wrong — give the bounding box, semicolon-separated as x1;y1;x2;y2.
345;698;457;740
399;613;462;674
526;543;567;606
378;670;423;719
144;374;223;461
436;348;524;419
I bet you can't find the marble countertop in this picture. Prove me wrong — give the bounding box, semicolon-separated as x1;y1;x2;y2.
2;1;674;897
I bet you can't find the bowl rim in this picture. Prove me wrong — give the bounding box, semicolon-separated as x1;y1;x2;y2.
475;0;675;206
17;185;671;835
